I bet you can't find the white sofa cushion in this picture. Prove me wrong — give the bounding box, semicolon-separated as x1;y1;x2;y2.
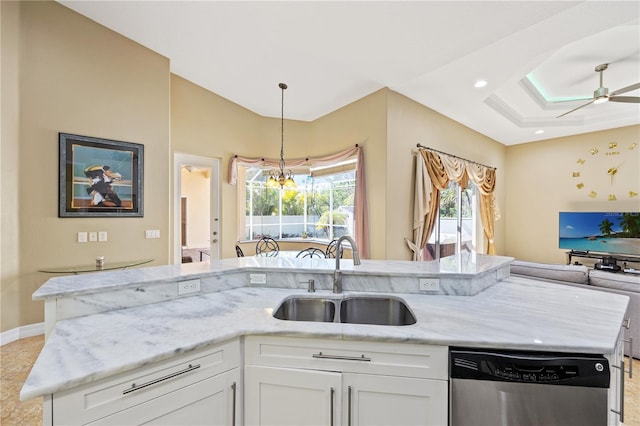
510;260;589;284
589;269;640;294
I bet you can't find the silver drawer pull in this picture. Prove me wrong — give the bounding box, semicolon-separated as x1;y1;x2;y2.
123;363;201;395
312;352;371;362
611;360;625;423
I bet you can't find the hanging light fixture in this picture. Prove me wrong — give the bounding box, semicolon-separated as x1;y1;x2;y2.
266;83;296;189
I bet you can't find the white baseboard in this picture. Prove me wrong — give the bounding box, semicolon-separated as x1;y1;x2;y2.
0;322;44;346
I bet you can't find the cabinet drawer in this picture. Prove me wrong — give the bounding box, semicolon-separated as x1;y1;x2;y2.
52;339;240;425
245;336;447;380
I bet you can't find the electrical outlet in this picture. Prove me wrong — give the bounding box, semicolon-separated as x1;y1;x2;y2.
77;232;88;243
178;279;201;295
419;278;440;292
89;232;98;242
98;231;107;242
250;273;267;285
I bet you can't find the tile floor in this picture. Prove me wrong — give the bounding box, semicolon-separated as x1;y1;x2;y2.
1;335;639;425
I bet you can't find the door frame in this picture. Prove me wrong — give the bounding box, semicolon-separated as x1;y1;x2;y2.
173;153;220;264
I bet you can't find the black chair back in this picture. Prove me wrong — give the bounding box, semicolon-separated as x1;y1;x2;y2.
235;245;244;257
325;239;344;258
256;237;279;257
296;248;326;259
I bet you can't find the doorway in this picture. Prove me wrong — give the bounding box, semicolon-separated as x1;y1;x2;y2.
173;154;220;264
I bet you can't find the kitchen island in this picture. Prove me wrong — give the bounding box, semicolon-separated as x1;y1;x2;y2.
21;254;630;425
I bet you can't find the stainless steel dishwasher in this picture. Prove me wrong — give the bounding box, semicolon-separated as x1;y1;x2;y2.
450;348;611;426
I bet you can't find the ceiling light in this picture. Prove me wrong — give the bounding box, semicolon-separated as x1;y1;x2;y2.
474;80;488;88
267;83;296;189
535;130;544;135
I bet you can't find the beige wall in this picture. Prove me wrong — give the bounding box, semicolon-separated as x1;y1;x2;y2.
1;1;171;332
309;89;389;259
505;125;640;264
170;74;279;258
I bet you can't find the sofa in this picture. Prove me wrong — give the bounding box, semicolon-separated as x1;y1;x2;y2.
510;260;639;359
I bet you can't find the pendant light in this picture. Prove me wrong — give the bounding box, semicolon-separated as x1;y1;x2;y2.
266;83;296;189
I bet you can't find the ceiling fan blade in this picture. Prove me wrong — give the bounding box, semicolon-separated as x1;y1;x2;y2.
610;82;640;96
556;100;595;118
609;96;640;103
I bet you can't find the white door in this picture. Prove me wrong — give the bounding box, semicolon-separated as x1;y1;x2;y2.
245;365;341;426
174;154;220;264
342;373;448;426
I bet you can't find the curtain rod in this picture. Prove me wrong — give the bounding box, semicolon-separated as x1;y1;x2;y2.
416;143;496;170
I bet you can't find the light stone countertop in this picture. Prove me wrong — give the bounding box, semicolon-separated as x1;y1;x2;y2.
33;253;511;299
21;274;629;401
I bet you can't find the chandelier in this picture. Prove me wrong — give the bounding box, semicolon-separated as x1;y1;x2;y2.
266;83;296;189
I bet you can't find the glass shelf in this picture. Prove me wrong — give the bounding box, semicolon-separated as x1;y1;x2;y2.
39;259;153;274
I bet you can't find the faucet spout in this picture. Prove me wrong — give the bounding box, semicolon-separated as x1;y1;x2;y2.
333;236;361;293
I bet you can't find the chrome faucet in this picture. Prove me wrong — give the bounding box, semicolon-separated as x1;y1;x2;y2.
333;236;361;293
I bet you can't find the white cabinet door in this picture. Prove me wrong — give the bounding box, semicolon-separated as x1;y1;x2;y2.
88;367;240;426
342;373;448;426
244;366;448;426
245;365;341;426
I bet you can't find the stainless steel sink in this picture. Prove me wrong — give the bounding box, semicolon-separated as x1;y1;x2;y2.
340;296;416;326
273;297;336;322
273;295;416;326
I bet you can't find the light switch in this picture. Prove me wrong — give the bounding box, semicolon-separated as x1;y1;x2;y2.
145;230;160;239
89;232;98;242
77;232;88;243
98;231;107;242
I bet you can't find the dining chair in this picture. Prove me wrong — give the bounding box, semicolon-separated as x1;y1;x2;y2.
256;237;279;257
235;245;244;257
296;247;327;259
325;239;344;258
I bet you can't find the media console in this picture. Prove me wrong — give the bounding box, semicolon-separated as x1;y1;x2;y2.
566;250;640;273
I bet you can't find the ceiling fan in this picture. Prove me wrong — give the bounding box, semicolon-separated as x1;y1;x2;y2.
556;63;640;118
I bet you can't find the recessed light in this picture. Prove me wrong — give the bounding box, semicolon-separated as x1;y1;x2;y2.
474;80;488;88
535;129;545;135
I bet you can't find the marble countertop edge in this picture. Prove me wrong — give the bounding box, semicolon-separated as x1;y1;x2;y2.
32;254;514;300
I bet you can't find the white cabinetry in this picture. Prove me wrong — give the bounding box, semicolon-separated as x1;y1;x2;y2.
244;336;448;426
48;339;241;426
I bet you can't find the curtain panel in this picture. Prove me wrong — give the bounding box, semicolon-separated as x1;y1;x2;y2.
407;147;497;260
228;145;369;258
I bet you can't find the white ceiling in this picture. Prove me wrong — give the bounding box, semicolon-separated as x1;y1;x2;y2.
58;1;640;146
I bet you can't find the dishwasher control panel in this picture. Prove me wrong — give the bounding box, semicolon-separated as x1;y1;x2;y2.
450;348;610;388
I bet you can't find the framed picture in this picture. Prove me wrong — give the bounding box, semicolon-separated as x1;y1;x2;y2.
59;133;144;217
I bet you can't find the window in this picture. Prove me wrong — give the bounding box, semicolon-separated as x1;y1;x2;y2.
242;161;356;241
426;181;477;260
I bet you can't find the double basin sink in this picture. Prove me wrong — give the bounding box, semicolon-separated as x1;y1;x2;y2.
273;295;416;326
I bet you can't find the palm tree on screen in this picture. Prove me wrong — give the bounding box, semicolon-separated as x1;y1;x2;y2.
599;219;614;236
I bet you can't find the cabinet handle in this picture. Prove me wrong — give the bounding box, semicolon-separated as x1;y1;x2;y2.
231;382;237;426
122;363;201;395
611;360;625;423
330;387;335;426
312;352;371;362
623;337;633;378
348;385;352;426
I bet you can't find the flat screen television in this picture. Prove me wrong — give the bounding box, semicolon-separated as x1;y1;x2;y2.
559;212;640;256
